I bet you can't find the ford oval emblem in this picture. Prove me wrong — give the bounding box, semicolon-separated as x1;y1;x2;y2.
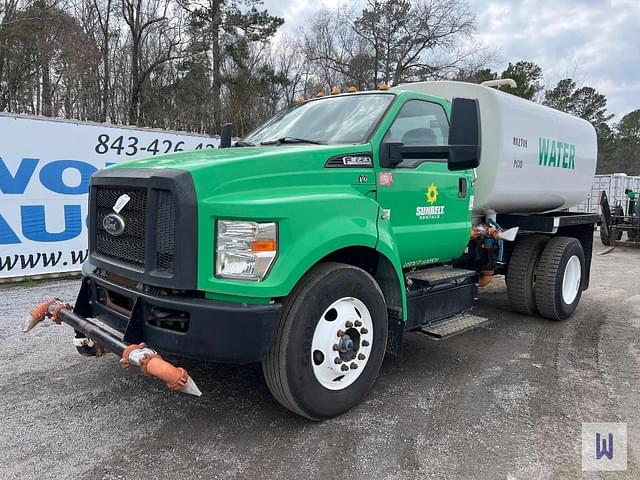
103;213;126;236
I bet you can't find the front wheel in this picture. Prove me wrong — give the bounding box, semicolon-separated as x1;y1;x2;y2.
262;262;388;420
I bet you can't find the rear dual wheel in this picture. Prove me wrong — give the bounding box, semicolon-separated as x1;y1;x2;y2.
262;262;388;420
506;234;549;315
534;237;585;321
507;235;585;321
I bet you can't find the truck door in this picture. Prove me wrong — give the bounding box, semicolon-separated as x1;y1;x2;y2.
376;99;472;268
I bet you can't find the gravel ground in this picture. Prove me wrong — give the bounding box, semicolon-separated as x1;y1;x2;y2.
1;236;638;479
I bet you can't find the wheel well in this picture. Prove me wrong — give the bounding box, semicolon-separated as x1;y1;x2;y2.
555;224;594;290
320;246;403;320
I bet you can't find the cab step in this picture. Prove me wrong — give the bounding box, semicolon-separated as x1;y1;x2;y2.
406;266;477;286
419;313;489;339
404;267;479;330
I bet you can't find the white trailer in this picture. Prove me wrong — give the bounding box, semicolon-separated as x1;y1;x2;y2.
572;173;640;215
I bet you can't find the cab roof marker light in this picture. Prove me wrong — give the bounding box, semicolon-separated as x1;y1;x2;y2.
348;86;358;93
331;87;341;95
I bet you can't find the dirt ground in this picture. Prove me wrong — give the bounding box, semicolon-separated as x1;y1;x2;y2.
1;235;638;479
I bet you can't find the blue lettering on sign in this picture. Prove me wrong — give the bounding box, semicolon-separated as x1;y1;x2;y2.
0;157;98;194
21;205;83;242
39;160;98;194
0;214;21;244
0;157;39;193
0;157;104;245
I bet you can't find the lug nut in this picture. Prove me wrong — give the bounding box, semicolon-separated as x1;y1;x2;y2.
341;364;349;372
334;357;343;364
350;362;358;370
360;327;368;334
337;330;345;337
333;344;340;351
354;320;362;327
362;340;370;347
345;321;353;328
358;353;366;360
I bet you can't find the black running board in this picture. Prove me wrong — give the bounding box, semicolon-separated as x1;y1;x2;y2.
419;314;489;339
405;267;478;330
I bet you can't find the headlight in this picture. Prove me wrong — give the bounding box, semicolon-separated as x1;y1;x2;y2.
216;221;277;281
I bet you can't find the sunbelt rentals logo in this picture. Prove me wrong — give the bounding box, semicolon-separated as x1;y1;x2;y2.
416;183;445;220
538;137;576;169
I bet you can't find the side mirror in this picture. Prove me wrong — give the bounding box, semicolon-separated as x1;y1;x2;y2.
378;97;480;170
447;97;480;171
219;123;233;148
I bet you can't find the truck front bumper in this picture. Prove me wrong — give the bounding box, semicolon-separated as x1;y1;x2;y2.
75;263;282;363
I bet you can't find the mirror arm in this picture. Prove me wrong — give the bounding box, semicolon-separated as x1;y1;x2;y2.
380;142;403;168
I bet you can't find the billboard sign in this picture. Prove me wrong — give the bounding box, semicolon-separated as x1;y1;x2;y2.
0;114;218;279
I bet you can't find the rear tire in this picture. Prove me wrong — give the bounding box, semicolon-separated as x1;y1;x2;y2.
262;262;388;420
599;223;612;245
506;234;549;315
601;207;624;245
535;237;585;321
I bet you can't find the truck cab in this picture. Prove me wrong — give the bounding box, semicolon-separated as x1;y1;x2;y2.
64;82;597;420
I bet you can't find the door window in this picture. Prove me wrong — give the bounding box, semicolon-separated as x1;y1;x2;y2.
384;100;449;146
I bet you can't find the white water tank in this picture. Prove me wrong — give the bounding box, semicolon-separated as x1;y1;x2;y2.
391;81;598;214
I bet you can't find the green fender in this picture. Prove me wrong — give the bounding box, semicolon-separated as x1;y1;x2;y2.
375;212;408;321
197;186;407;320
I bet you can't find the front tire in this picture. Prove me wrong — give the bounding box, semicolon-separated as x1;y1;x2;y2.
262;262;388;420
534;237;585;321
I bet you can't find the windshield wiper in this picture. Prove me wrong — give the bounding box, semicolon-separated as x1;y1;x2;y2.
232;140;255;147
260;137;326;146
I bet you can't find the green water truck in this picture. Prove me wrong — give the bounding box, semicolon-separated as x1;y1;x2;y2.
33;81;599;419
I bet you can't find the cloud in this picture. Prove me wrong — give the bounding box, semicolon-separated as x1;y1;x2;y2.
469;0;640;117
261;0;639;117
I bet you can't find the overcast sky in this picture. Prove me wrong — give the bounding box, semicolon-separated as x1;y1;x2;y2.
261;0;639;119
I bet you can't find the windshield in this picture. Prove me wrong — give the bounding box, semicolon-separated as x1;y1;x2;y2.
241;94;394;145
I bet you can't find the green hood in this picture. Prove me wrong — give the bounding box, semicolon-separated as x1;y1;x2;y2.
111;143;375;199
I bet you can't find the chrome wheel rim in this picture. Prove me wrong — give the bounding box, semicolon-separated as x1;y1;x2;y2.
311;297;373;390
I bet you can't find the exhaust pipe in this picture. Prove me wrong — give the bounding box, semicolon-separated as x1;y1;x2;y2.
23;299;202;397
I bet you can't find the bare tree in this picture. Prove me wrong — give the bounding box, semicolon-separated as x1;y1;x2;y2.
87;0;116;122
121;0;182;124
0;0;500;133
302;0;489;89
